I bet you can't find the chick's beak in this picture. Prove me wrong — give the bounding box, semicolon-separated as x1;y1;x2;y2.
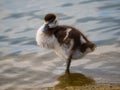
42;24;49;32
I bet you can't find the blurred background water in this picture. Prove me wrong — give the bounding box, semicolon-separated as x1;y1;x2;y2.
0;0;120;89
0;0;120;56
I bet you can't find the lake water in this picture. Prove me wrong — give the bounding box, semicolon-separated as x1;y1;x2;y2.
0;0;120;89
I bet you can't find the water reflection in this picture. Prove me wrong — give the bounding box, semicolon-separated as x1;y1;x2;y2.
55;71;95;89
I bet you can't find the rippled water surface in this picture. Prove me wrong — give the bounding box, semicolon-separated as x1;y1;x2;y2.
0;0;120;89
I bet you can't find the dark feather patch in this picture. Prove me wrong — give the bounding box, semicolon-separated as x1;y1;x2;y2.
44;13;56;22
43;25;96;53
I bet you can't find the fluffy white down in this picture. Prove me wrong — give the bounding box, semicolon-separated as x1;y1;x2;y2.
36;24;56;49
